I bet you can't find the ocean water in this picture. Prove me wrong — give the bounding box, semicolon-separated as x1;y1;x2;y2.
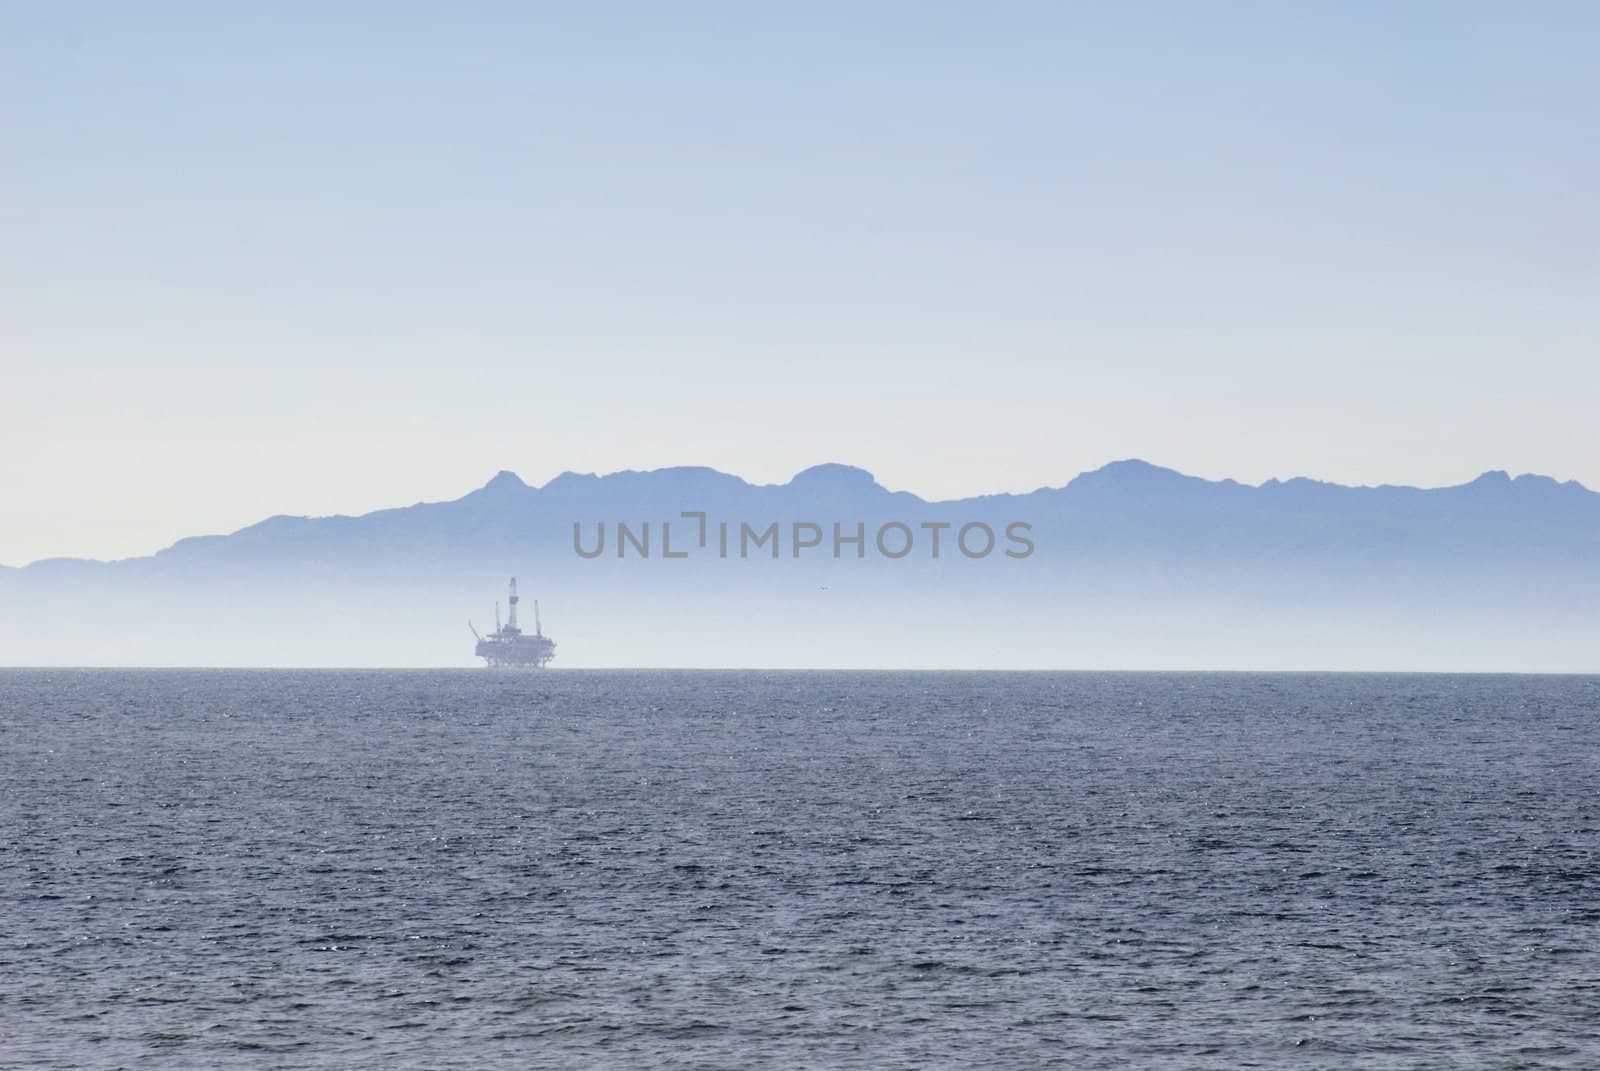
2;670;1598;1069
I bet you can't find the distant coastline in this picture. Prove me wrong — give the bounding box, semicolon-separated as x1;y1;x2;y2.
2;460;1596;672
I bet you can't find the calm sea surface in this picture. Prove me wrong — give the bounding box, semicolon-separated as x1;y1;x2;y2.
2;670;1598;1069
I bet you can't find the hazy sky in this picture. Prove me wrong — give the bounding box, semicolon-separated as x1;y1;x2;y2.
3;2;1597;565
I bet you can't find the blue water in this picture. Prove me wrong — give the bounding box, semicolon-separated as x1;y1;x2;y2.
2;670;1598;1068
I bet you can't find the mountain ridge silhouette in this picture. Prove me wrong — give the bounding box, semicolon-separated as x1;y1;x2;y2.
11;458;1597;570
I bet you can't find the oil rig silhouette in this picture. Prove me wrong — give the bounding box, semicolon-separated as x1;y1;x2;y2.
470;577;556;668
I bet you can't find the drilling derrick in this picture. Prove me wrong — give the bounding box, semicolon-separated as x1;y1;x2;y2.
470;577;556;668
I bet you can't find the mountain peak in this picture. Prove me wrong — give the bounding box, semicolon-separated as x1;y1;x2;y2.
1069;458;1189;487
1103;458;1178;476
481;469;528;491
786;463;882;492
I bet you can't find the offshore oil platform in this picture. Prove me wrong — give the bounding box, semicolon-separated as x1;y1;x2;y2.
470;577;556;668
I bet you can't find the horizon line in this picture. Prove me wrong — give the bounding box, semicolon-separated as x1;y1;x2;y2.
2;665;1596;676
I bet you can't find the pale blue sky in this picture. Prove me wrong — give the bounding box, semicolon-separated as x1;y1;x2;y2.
2;2;1597;565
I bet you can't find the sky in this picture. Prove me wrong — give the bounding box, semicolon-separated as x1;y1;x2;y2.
2;2;1597;566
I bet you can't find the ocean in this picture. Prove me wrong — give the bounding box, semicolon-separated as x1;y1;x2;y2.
2;670;1597;1069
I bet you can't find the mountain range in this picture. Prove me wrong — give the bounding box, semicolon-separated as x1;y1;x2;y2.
3;460;1596;670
